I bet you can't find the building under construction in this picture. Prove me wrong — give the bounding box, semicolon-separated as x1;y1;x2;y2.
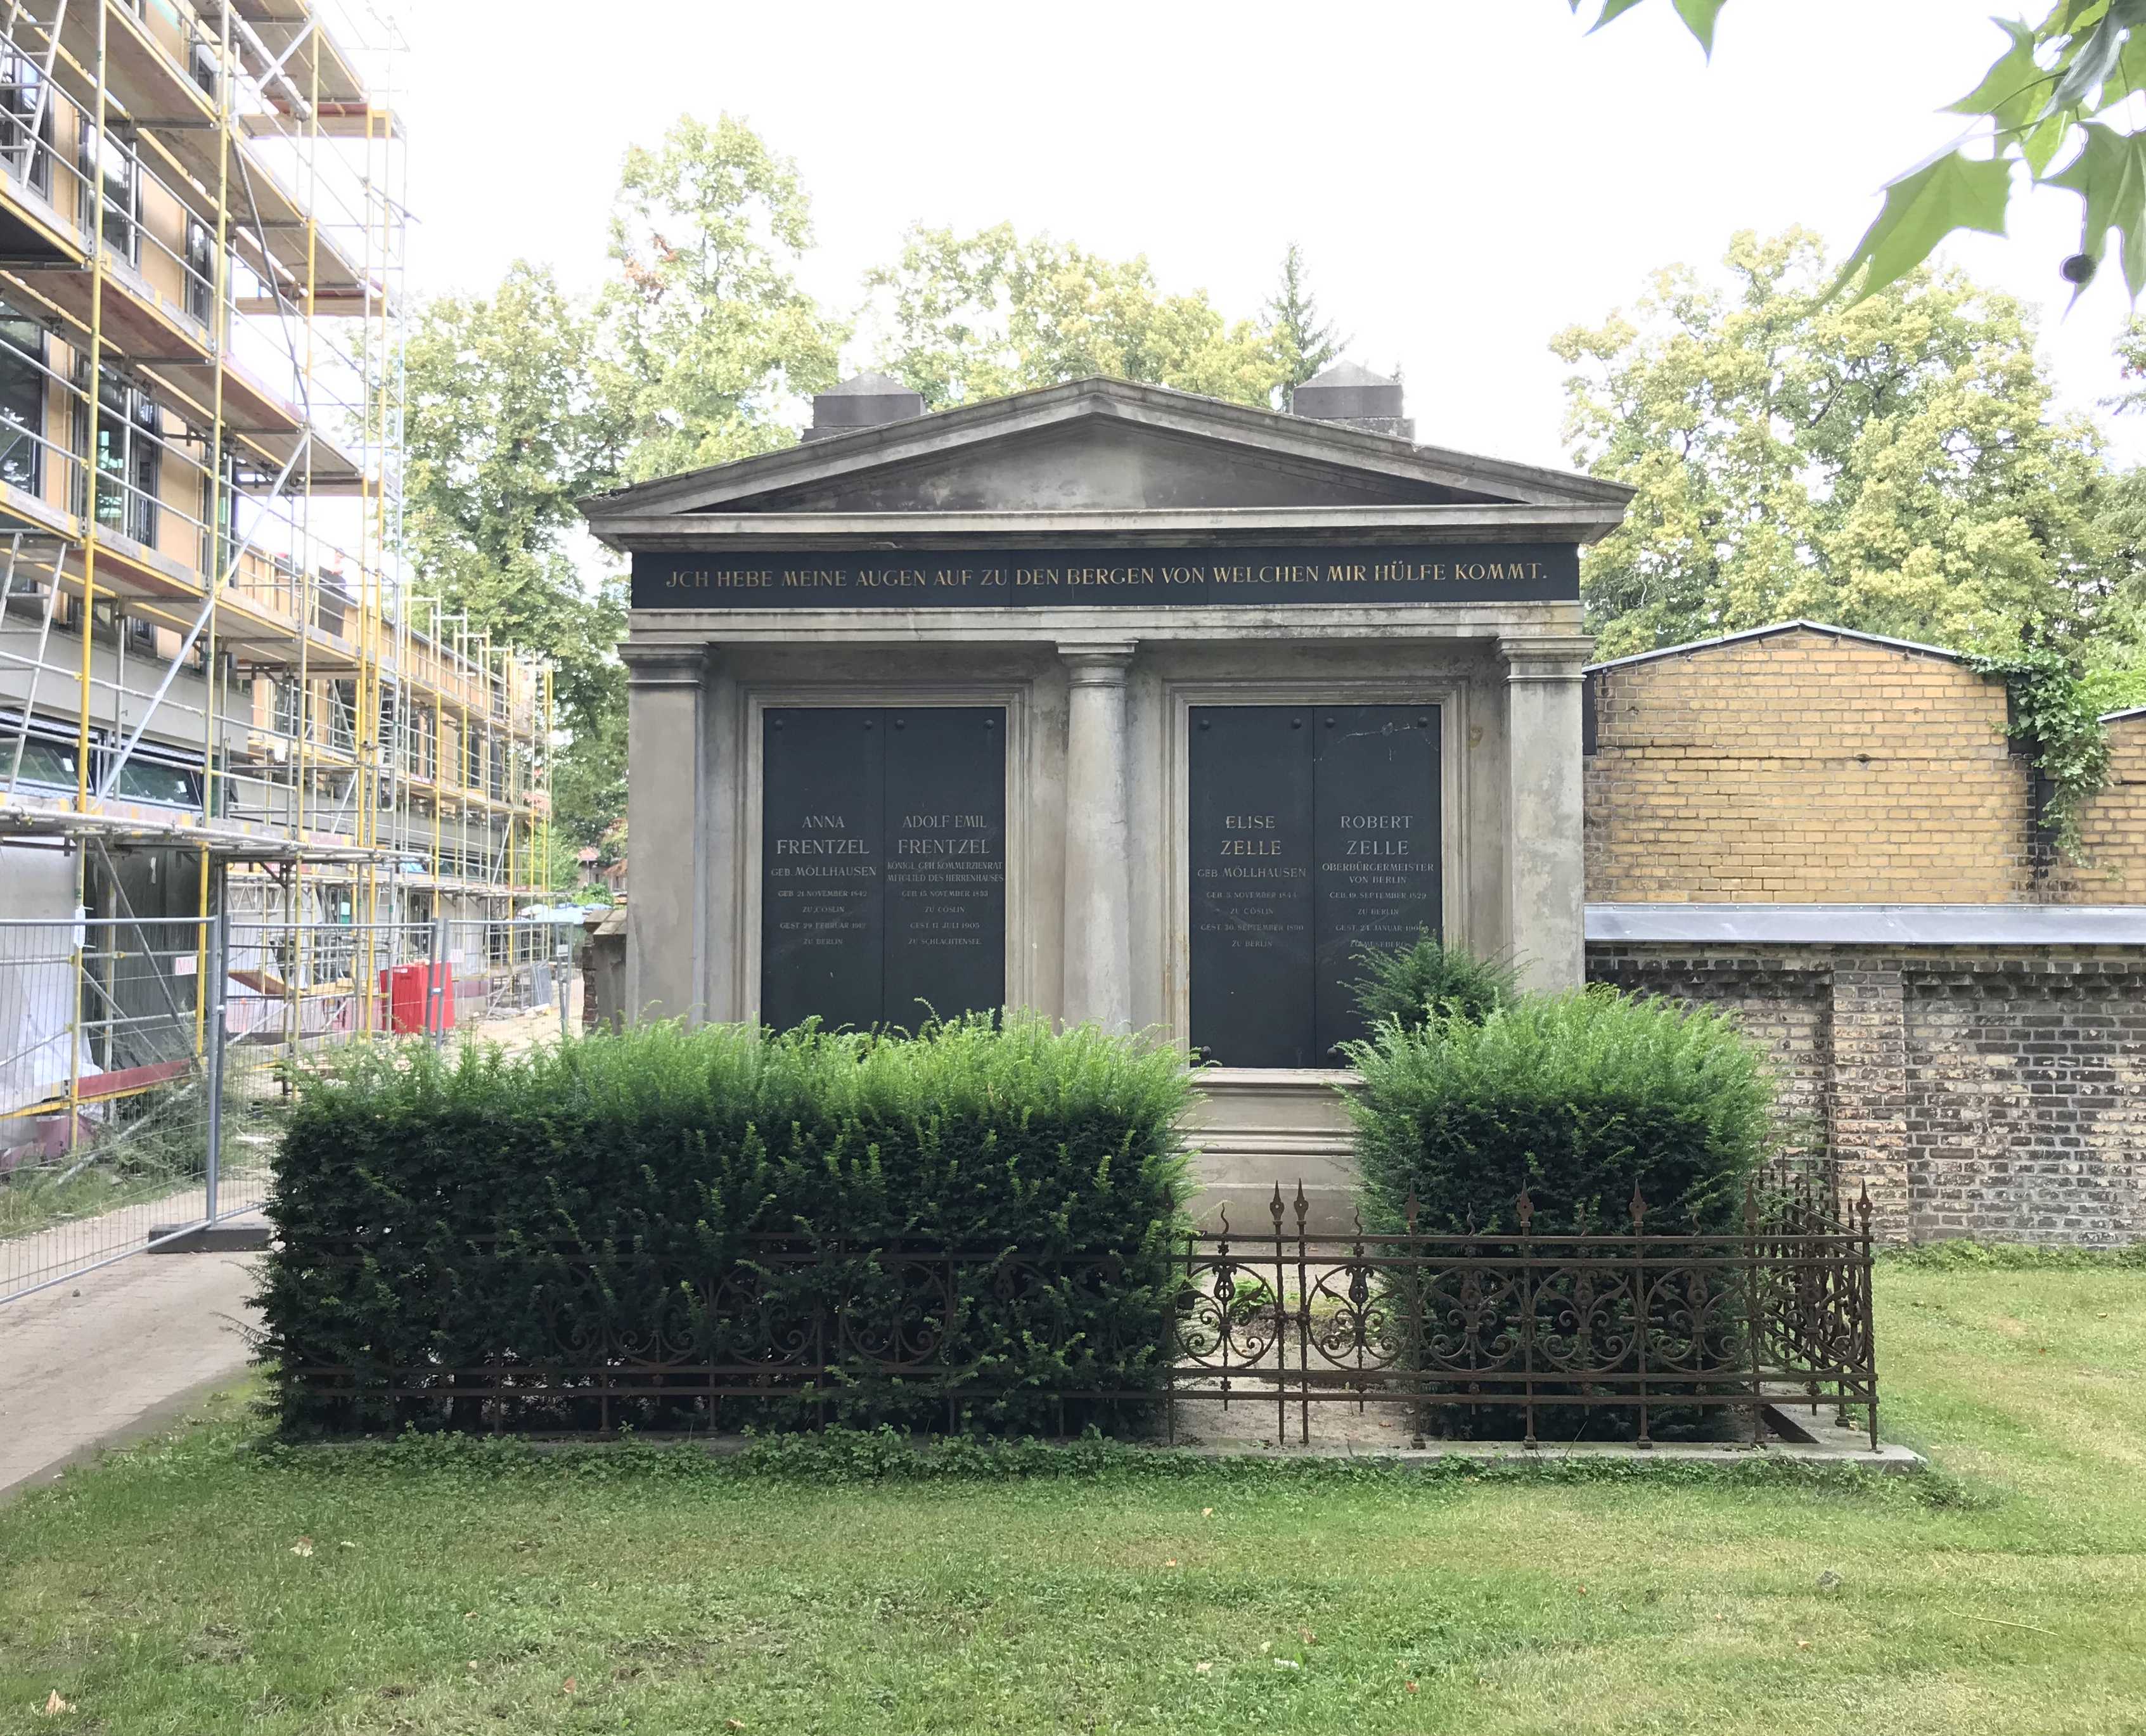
0;3;549;976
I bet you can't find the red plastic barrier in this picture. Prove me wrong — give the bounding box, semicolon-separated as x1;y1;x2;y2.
376;961;456;1034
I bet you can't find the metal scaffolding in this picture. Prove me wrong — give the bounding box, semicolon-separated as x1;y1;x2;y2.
0;0;552;1090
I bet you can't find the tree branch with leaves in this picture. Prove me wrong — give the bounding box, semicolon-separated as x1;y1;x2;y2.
1570;1;2146;302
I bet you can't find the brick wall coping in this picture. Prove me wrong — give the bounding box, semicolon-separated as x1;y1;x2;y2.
1582;619;1965;674
1586;902;2146;946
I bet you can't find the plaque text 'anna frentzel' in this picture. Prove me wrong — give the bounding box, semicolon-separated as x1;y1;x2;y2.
632;544;1577;610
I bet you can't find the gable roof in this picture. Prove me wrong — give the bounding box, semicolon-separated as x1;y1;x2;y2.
581;375;1633;537
1584;620;1969;674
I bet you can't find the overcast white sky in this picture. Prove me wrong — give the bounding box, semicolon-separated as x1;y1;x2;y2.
379;0;2146;470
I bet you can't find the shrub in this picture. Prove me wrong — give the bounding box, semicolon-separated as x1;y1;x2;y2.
1341;988;1772;1236
1347;934;1517;1033
260;1015;1195;1437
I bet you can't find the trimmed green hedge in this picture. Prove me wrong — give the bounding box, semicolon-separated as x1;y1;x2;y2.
260;1016;1195;1437
1342;988;1772;1236
1347;934;1518;1034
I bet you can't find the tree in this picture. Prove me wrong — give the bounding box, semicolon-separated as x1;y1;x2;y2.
863;222;1289;409
1568;3;2146;306
1554;229;2121;662
1269;242;1347;409
401;261;628;851
596;113;847;483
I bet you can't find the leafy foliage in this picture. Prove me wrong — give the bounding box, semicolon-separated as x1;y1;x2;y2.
1346;934;1516;1034
594;113;847;484
863;222;1289;410
1268;243;1348;410
1963;645;2114;855
259;1017;1195;1437
1572;1;2146;303
1555;230;2123;660
1341;989;1773;1237
401;263;627;852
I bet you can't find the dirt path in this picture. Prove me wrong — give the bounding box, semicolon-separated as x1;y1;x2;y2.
0;1245;260;1500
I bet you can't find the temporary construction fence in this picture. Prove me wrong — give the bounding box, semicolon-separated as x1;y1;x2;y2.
2;913;584;1306
0;914;253;1304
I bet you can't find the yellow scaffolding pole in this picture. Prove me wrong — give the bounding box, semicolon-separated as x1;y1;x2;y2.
196;1;235;1054
67;0;113;1152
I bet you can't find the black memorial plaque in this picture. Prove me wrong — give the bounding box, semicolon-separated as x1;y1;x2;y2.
1187;705;1442;1068
1188;708;1316;1069
883;708;1006;1027
761;709;885;1035
761;707;1005;1033
634;544;1576;611
1313;708;1441;1055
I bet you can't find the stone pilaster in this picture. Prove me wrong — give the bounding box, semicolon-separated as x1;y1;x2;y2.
1499;634;1592;991
1829;960;1911;1236
1059;642;1137;1029
620;643;709;1023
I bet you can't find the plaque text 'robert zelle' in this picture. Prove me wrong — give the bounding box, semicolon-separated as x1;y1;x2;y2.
1188;705;1441;1067
761;707;1006;1032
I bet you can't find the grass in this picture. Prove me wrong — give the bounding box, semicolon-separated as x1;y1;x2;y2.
1;1264;2142;1734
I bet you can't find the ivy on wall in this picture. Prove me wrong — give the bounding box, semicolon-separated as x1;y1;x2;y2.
1965;648;2112;860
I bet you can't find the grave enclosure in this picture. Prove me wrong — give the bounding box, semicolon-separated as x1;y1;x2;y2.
588;369;1622;1219
586;368;1631;1227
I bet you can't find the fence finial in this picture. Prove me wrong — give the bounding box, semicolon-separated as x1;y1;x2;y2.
1404;1190;1420;1234
1269;1183;1285;1231
1856;1181;1873;1233
1515;1188;1533;1231
1744;1173;1759;1233
1294;1180;1309;1230
1629;1181;1647;1230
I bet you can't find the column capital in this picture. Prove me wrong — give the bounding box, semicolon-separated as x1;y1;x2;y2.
1057;640;1138;684
619;642;712;688
1497;633;1594;683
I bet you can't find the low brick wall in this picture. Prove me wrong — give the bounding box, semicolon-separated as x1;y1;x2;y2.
1588;942;2146;1246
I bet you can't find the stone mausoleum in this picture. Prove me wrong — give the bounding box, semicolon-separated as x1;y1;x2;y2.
582;366;1631;1226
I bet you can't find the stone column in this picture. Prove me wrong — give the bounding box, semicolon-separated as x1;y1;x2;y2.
1499;634;1593;993
1059;641;1137;1029
620;643;709;1023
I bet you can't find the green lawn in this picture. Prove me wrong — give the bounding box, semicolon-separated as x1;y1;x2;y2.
2;1263;2142;1735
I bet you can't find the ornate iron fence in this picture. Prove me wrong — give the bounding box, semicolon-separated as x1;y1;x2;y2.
1179;1175;1876;1450
278;1174;1877;1446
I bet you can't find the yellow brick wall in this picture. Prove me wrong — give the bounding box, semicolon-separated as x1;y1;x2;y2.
1583;628;2032;903
2052;714;2146;905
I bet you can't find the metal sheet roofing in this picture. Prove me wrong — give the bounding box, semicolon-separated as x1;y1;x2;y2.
1586;903;2146;946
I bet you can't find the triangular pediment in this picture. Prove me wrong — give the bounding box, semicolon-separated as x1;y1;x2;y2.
581;378;1631;532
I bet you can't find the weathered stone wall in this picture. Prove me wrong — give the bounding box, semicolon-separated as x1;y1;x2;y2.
1584;627;2033;903
1589;942;2146;1245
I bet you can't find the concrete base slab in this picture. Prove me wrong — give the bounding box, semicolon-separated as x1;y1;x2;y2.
1155;1435;1924;1473
145;1220;273;1253
288;1428;1923;1474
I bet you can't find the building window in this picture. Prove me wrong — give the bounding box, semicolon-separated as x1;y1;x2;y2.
184;217;212;325
0;312;44;494
86;377;160;543
188;39;218;100
328;679;357;752
0;713;79;792
78;128;139;263
105;746;201;809
0;51;53;196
